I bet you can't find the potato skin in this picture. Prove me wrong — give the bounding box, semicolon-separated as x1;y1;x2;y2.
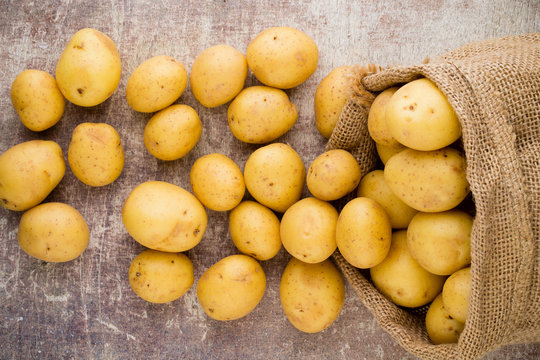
442;267;471;323
375;142;406;165
426;294;465;344
367;87;401;147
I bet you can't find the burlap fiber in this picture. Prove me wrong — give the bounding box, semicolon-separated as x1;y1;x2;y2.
328;33;540;360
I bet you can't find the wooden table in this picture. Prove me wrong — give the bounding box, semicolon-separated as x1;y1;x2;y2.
1;1;539;359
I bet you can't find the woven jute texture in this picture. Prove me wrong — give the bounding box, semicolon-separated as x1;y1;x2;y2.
327;33;540;360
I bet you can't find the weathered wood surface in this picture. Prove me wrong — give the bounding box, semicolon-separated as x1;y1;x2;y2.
1;1;539;359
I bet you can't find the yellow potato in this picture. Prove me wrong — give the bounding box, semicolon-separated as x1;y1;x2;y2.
126;55;188;113
386;78;461;151
11;69;65;131
122;181;207;252
336;197;391;269
280;258;345;333
190;153;245;211
384;147;470;212
314;65;354;138
375;142;406;165
426;294;465;344
247;26;318;89
144;104;202;161
68;123;124;187
191;44;247;108
280;197;338;264
0;140;65;211
367;87;401;147
357;170;418;229
197;254;266;321
55;28;121;107
370;230;445;308
229;201;281;261
244;143;305;213
306;149;361;201
128;249;193;304
227;86;297;144
18;202;89;262
442;267;471;323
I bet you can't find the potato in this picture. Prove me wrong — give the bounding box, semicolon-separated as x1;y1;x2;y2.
122;181;207;252
55;28;121;107
11;69;65;131
306;149;361;201
0;140;65;211
280;258;345;333
335;197;391;269
357;170;418;229
144;104;202;161
386;78;461;151
191;44;247;108
314;65;354;138
367;87;401;148
384;147;470;212
426;294;465;344
128;249;193;303
280;197;338;264
407;210;472;275
375;142;406;165
370;230;445;307
442;267;471;323
18;202;89;262
126;55;188;113
227;86;297;144
197;254;266;321
190;153;245;211
247;27;318;89
244;143;305;212
68;122;124;187
229;201;281;261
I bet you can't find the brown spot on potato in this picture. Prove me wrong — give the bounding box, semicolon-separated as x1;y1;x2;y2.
136;272;141;277
208;308;214;313
77;88;84;95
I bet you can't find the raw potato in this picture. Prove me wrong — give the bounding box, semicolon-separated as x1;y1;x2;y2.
197;255;266;321
280;258;345;333
190;153;245;211
442;267;471;323
335;197;391;269
68;122;124;187
306;149;361;201
128;249;194;304
229;201;281;261
426;294;465;344
376;142;406;165
11;69;65;131
144;104;202;161
280;197;338;264
367;87;401;148
0;140;65;211
227;86;297;144
191;44;247;108
247;26;318;89
386;78;461;151
122;181;207;252
18;202;89;262
384;147;470;212
243;143;305;213
314;65;354;138
55;28;121;107
126;55;188;113
370;230;445;308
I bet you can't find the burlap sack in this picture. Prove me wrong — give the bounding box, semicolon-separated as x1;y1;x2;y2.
327;33;540;360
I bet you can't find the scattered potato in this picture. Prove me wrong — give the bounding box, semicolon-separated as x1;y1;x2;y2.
375;142;406;165
367;87;401;148
442;267;471;323
426;294;465;344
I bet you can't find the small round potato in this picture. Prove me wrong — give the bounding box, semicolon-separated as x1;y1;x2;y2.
367;87;401;148
442;267;471;323
280;258;345;333
244;143;305;213
307;149;361;201
190;153;245;211
18;202;89;262
11;69;65;131
229;201;281;261
191;44;247;108
336;197;391;269
375;142;406;165
247;27;318;89
426;294;465;344
128;249;194;304
122;181;207;252
144;104;202;161
280;197;338;264
126;55;188;113
228;86;298;144
68;122;124;187
197;255;266;321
